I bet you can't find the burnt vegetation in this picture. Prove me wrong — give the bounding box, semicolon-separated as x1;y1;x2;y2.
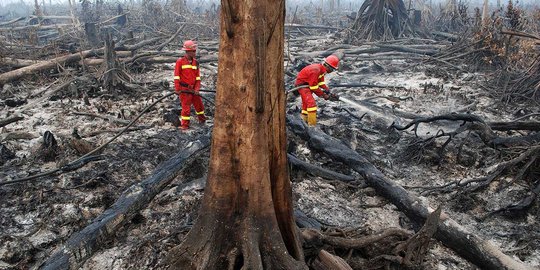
1;0;540;269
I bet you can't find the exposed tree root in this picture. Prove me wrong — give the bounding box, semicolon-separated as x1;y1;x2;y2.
302;227;410;250
312;250;353;270
166;211;307;270
302;207;441;269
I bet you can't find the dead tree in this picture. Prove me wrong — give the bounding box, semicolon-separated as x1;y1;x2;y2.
166;0;306;269
348;0;415;41
98;29;130;94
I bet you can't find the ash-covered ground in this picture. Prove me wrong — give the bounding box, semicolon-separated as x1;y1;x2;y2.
1;38;539;270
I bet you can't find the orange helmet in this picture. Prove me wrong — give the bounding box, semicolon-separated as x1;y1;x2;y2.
182;40;197;51
324;55;339;69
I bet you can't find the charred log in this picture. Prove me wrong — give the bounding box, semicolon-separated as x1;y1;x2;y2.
0;115;24;128
288;153;356;183
0;50;101;86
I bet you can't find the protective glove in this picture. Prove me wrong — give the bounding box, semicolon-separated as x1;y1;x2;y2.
329;93;339;101
322;93;330;100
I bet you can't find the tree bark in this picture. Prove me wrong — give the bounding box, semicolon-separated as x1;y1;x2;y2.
166;1;306;269
41;136;210;270
287;115;535;270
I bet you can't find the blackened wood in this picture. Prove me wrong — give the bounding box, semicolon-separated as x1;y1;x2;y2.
288;153;355;182
0;115;24;128
488;121;540;131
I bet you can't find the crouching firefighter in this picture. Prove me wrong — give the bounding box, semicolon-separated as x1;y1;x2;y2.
294;54;340;126
174;40;206;130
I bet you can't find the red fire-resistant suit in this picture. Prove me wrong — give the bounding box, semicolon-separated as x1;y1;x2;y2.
174;55;206;129
294;63;330;126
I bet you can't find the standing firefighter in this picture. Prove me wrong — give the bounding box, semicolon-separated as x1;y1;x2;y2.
174;40;206;130
295;54;340;126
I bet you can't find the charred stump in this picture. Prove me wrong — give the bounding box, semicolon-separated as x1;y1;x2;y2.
98;30;130;95
348;0;415;42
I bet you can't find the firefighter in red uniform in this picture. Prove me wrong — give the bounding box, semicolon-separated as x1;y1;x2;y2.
174;40;206;130
295;55;340;126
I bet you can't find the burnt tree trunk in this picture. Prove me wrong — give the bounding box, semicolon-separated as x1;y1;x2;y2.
349;0;414;41
166;0;306;269
100;30;120;92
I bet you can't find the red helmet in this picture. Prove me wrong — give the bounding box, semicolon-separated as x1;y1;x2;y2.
182;40;197;51
324;55;339;69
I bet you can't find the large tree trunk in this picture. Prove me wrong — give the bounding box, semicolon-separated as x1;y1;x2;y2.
166;0;306;269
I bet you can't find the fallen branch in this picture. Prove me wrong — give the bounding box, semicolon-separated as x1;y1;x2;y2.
285;23;341;30
391;113;485;136
0;155;103;187
375;44;439;56
156;24;186;51
0;57;44;68
116;37;163;51
0;50;101;86
81;126;151;138
0;115;24;128
41;136;211;270
0;131;38;142
422;145;540;194
98;12;130;25
288;153;356;182
431;31;460;41
302;227;410;250
330;83;405;89
0;23;74;32
72;111;131;126
501;30;540;41
294;209;322;230
0;17;25;26
487;121;540;131
393;206;441;267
